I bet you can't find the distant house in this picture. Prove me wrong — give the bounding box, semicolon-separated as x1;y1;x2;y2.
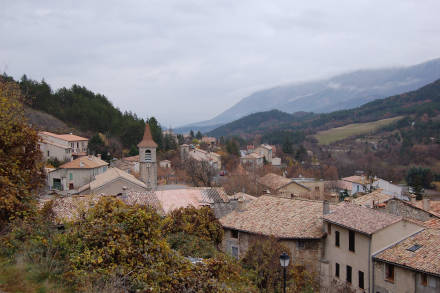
125;187;243;218
271;157;281;166
373;229;440;293
159;160;172;168
351;189;394;207
257;173;310;198
110;155;139;174
48;155;108;192
180;144;222;170
220;196;329;278
77;167;147;195
371;178;405;199
342;175;372;195
255;144;273;163
201;136;217;146
292;177;326;200
39;131;88;162
321;203;423;292
240;152;264;168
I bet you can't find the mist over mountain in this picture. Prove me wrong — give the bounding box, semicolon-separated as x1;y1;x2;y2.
177;58;440;133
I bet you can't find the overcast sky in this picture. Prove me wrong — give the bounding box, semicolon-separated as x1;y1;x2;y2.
1;0;440;127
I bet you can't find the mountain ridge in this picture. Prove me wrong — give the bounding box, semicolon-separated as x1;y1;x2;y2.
208;78;440;138
177;58;440;133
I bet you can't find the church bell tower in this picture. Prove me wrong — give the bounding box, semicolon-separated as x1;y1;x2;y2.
138;123;157;190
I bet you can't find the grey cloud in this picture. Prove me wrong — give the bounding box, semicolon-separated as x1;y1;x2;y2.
1;0;440;126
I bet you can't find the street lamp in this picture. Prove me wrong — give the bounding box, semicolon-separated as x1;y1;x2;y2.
280;252;290;293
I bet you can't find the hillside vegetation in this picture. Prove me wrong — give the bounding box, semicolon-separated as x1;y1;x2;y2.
314;116;403;145
209;78;440;138
184;57;440;131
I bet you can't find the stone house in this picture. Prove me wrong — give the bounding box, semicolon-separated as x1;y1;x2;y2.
47;155;108;192
371;197;439;223
240;152;264;168
342;175;372;195
373;229;440;293
159;160;171;168
257;173;311;198
180;144;222;170
39;131;89;162
77;167;147;195
254;144;273;163
292;177;326;200
110;155;140;175
219;196;329;279
371;178;405;199
321;203;423;292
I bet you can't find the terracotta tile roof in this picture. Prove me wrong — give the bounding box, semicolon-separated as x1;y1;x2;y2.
258;173;309;191
374;229;440;276
40;139;70;149
40;131;88;141
155;187;229;214
122;191;164;215
423;218;440;229
229;192;257;202
40;195;102;224
323;203;402;235
58;155;108;169
40;192;164;223
219;196;327;239
352;189;393;207
242;152;264;159
78;167;146;193
342;175;370;185
137;123;158;148
411;200;440;216
123;155;139;162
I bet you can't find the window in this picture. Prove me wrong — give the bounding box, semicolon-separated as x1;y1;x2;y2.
349;230;355;252
145;150;152;162
69;173;73;180
346;265;352;283
231;229;239;239
47;150;50;157
335;263;340;278
335;231;340;247
359;271;364;289
297;240;305;249
315;186;320;191
231;246;238;259
385;264;394;282
327;223;331;234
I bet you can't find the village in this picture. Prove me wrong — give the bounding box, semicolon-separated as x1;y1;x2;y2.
37;123;440;293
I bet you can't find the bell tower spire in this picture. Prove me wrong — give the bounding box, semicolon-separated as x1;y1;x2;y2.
138;123;157;190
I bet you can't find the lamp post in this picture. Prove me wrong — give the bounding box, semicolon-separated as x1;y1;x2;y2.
280;252;290;293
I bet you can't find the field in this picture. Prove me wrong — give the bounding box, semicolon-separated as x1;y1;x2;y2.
314;116;403;145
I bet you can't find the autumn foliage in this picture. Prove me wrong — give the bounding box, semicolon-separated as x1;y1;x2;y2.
0;79;44;227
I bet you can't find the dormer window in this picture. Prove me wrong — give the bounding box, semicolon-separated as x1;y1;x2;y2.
145;150;152;162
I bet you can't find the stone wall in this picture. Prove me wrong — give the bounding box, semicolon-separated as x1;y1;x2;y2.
379;199;434;222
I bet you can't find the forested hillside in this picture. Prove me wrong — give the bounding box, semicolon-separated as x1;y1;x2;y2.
182;57;440;132
209;79;440;138
1;74;180;156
